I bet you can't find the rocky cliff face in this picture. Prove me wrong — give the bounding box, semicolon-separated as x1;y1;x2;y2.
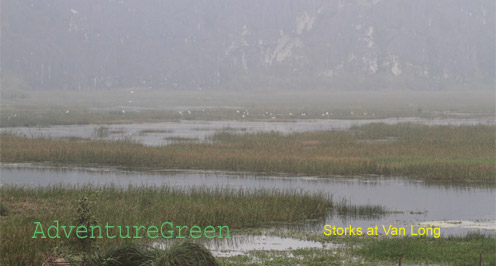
2;0;494;91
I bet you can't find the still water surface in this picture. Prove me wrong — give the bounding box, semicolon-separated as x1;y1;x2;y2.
2;164;494;237
2;117;493;146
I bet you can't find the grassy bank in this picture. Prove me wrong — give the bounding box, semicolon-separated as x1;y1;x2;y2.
1;105;493;128
217;232;496;266
358;233;495;266
1;124;494;182
0;105;457;128
3;89;494;127
1;186;362;265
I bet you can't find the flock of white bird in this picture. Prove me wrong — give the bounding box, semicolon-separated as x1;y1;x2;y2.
13;89;373;121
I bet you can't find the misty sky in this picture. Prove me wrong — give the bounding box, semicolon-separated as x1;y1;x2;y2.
1;0;495;91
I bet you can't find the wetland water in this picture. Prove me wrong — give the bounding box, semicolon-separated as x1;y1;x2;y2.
154;234;339;257
2;117;494;146
2;118;494;254
2;164;494;237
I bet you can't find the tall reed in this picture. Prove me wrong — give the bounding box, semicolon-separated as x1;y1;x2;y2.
1;124;493;182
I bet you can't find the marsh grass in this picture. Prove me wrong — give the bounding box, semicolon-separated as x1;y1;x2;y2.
358;233;495;266
1;124;494;182
90;242;218;266
163;136;199;142
216;232;496;266
2;89;494;127
94;126;110;138
0;107;182;127
139;129;174;135
335;201;388;219
0;185;337;265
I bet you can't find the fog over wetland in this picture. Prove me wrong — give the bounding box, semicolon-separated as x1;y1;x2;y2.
1;0;495;265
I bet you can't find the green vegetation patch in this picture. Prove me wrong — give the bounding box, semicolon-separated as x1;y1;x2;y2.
91;242;219;266
358;234;495;266
0;186;333;265
217;230;496;266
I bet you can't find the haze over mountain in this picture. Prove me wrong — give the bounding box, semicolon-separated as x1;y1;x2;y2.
2;0;494;91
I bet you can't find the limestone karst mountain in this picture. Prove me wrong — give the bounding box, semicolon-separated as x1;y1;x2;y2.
2;0;494;91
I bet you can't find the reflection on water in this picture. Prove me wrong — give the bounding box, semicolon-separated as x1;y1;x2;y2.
2;117;493;146
154;234;340;257
419;220;496;231
1;164;494;236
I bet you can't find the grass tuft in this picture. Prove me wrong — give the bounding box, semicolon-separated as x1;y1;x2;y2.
90;242;218;266
0;202;9;216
